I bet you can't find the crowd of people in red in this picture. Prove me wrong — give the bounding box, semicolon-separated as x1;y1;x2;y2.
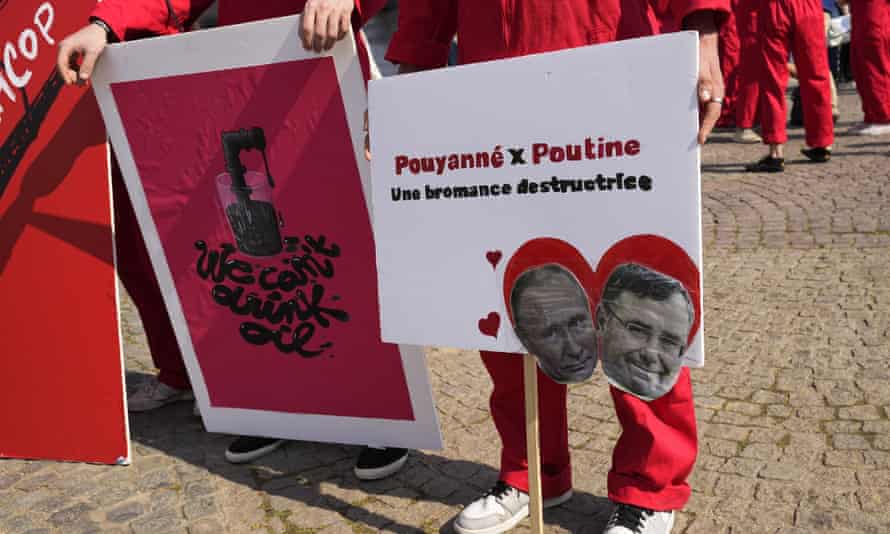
716;0;889;172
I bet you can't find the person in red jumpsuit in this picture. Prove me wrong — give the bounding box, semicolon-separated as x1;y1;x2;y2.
733;0;764;142
744;0;835;172
56;0;410;479
385;2;727;533
717;1;741;129
846;0;890;135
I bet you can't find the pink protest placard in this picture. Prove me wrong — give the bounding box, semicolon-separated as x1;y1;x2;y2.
92;17;441;449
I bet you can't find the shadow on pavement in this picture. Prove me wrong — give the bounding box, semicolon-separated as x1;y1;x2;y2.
125;371;613;533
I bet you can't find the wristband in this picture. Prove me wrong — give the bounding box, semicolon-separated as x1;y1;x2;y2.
89;17;118;43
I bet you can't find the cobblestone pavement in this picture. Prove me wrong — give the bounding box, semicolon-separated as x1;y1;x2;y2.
2;81;889;533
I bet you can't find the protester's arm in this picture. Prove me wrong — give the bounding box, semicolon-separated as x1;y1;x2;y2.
682;9;725;143
91;0;215;42
384;0;458;71
56;0;214;85
668;0;731;143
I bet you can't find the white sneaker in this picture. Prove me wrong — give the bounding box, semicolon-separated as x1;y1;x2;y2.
127;377;194;412
453;481;572;534
733;128;762;143
848;122;890;136
603;503;674;534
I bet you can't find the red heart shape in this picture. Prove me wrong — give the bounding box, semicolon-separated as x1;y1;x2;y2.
501;234;700;345
486;250;503;269
478;312;500;338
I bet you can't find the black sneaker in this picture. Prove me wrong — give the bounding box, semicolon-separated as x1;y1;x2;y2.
224;436;285;464
354;447;408;480
800;146;831;162
745;156;785;173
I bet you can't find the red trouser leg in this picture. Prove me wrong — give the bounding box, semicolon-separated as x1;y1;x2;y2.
850;0;890;124
792;0;835;147
608;367;697;511
759;0;793;145
112;158;191;390
718;10;742;127
481;351;572;498
735;0;762;128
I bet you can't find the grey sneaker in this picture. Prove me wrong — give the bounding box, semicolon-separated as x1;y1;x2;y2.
603;503;674;534
453;481;572;534
127;377;194;412
733;128;762;143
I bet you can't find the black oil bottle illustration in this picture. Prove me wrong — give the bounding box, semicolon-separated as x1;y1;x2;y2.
216;127;283;256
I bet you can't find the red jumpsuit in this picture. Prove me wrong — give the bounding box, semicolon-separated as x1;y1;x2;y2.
91;0;384;391
758;0;834;147
849;0;890;124
387;0;726;510
717;2;741;127
734;0;762;128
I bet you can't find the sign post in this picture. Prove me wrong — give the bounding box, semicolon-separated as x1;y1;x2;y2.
524;354;544;534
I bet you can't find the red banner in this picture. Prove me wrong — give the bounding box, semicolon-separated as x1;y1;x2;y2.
0;0;127;464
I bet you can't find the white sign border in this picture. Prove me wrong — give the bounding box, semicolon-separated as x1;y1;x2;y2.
92;15;442;450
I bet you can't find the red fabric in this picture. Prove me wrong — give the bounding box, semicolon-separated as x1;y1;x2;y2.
481;351;573;497
386;0;731;68
758;0;834;146
717;5;741;127
734;0;762;128
111;159;191;390
92;0;383;40
482;352;697;508
609;367;697;510
91;0;383;84
850;0;890;124
90;0;386;389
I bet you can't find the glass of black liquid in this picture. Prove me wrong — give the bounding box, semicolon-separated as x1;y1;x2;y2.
216;171;282;256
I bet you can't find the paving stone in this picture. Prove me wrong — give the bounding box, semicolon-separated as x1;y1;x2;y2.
833;434;871;450
107;500;146;523
48;503;92;527
839;405;882;421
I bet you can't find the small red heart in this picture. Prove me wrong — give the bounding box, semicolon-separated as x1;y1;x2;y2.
478;312;500;338
486;250;503;269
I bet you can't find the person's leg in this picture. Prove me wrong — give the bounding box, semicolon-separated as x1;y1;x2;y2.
603;368;696;533
849;0;890;128
792;0;835;152
482;350;572;497
823;12;839;117
112;158;192;404
747;0;791;171
717;9;741;128
734;0;764;141
453;351;572;534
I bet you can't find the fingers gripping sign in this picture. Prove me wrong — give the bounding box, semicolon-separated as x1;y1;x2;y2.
56;22;107;85
696;30;724;145
300;0;354;53
683;11;724;144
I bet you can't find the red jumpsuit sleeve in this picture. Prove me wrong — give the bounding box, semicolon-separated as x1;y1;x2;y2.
385;0;457;68
90;0;215;40
354;0;388;27
666;0;731;28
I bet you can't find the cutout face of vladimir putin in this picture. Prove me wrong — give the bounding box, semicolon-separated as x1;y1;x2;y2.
510;264;597;384
596;263;694;400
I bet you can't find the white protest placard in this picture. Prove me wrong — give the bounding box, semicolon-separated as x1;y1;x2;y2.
369;32;705;368
91;16;442;450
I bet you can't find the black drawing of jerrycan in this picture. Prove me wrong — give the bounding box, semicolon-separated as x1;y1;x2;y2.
216;127;283;257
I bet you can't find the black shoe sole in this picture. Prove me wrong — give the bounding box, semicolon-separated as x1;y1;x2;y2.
801;147;831;163
745;157;785;173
